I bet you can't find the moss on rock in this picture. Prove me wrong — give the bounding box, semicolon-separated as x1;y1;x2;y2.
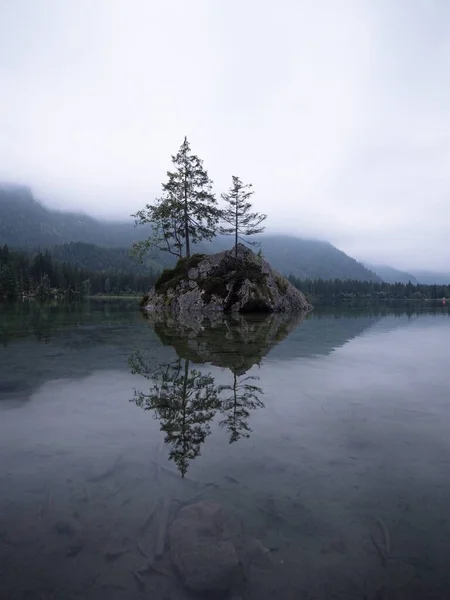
155;254;206;295
194;255;269;310
199;277;229;303
139;293;150;308
143;244;312;314
275;274;288;294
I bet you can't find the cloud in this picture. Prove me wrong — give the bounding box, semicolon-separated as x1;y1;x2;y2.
0;0;449;270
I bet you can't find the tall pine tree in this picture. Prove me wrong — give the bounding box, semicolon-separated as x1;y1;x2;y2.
132;137;219;259
220;176;267;258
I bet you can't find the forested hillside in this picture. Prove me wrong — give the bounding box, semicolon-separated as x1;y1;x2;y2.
288;276;450;305
2;241;447;303
0;244;156;299
0;184;151;248
50;242;163;274
366;264;418;284
410;270;450;285
0;185;380;282
254;235;380;281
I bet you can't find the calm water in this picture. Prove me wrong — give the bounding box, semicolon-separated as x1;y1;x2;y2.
1;301;450;600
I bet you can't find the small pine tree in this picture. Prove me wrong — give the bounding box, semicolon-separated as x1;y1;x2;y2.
132;137;220;260
220;176;267;258
0;264;17;299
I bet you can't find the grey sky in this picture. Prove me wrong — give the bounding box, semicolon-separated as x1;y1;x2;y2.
1;0;449;270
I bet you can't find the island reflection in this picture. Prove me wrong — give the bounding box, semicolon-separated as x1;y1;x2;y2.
129;312;304;475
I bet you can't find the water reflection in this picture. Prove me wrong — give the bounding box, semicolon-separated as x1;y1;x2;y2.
0;298;137;346
129;356;220;477
129;312;301;474
218;372;264;444
148;311;306;373
1;304;450;599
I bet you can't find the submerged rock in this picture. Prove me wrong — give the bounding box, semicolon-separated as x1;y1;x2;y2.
242;537;273;569
146;310;306;375
168;500;241;594
143;244;312;315
54;519;77;537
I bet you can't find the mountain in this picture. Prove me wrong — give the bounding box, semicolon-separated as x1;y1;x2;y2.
366;263;417;284
0;183;151;248
50;242;160;274
0;184;380;282
244;235;380;281
365;260;450;286
410;270;450;285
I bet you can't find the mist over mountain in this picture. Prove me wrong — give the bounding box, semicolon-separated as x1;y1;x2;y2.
0;184;151;248
0;184;381;282
365;263;418;285
366;262;450;286
409;271;450;285
2;185;449;286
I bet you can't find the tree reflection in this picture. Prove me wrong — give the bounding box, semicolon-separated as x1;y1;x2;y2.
218;371;264;444
129;312;304;475
129;353;220;477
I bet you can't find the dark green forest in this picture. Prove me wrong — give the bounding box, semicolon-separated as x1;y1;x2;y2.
50;242;161;274
1;242;449;304
288;275;450;305
0;245;157;299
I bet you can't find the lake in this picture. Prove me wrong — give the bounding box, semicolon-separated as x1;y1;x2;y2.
1;300;449;600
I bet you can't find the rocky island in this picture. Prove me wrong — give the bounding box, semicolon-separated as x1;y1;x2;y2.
141;244;312;315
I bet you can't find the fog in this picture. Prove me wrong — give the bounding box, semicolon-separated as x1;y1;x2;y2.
1;0;449;271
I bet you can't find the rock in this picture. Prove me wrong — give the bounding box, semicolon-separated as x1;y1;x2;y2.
143;244;312;316
66;541;83;557
243;537;273;569
168;500;241;594
54;519;76;537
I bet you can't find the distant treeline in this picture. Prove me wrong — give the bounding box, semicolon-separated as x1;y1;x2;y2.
2;241;449;303
288;276;450;304
0;244;157;299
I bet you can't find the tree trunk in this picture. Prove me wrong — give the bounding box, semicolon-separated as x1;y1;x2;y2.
235;202;238;259
184;170;190;258
181;359;190;477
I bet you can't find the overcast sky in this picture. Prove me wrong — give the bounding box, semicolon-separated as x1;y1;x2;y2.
1;0;449;270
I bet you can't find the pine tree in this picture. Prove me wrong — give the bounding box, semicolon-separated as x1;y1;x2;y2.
220;176;267;258
132;137;219;259
0;264;17;299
